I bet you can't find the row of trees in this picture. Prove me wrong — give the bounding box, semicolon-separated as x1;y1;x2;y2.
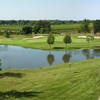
47;33;95;50
0;20;94;25
21;20;51;34
79;19;100;34
22;19;100;35
47;34;72;49
1;19;100;36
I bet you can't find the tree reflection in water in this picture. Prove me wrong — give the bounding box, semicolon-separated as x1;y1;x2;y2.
0;59;2;70
47;50;55;65
62;51;71;63
82;49;94;59
93;49;100;57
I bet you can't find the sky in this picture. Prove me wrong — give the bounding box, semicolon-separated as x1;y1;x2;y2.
0;0;100;20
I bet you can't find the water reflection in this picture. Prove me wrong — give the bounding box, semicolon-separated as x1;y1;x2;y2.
93;49;100;57
62;51;71;63
0;45;8;52
0;45;100;69
82;49;94;59
47;54;55;65
0;59;2;70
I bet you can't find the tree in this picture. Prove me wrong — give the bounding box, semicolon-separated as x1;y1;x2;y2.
34;20;51;34
93;20;100;34
63;35;72;48
47;34;55;49
86;35;94;45
22;26;33;34
4;30;11;38
80;19;90;33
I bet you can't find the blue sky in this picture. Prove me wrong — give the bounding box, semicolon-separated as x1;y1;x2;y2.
0;0;100;20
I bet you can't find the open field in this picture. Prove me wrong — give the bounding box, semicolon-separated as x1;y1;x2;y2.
0;58;100;100
0;24;81;33
51;24;81;33
0;34;99;50
0;23;93;34
0;25;22;32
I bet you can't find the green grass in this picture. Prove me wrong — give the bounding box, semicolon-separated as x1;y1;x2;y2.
0;58;100;100
0;24;84;33
0;24;99;100
51;24;80;33
0;34;99;50
51;24;80;30
0;25;22;31
0;23;93;34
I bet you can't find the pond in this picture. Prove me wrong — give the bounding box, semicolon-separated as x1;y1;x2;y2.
0;45;100;70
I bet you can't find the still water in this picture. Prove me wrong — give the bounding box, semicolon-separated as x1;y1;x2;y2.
0;45;100;69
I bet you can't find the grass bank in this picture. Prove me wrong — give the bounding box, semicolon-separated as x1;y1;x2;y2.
0;34;100;50
0;58;100;100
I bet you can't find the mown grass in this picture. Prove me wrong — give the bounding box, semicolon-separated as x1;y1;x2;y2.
0;34;99;50
0;58;100;100
0;24;81;33
0;23;93;33
0;25;22;31
0;24;80;30
51;24;81;33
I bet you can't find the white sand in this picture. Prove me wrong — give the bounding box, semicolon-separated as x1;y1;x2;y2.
33;36;45;39
77;36;87;38
77;36;100;39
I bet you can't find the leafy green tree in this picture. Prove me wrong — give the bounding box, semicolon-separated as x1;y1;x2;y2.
22;26;33;34
80;19;90;33
34;20;51;34
63;35;72;48
39;28;45;34
4;30;11;38
86;36;94;45
47;34;55;49
93;20;100;34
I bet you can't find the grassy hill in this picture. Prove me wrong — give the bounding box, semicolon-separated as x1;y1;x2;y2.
0;58;100;100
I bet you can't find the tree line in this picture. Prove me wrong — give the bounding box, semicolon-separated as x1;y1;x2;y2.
47;34;72;50
78;19;100;34
1;19;100;37
22;19;100;35
0;19;95;25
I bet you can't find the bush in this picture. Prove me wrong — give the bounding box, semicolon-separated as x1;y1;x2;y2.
4;30;10;38
22;26;33;34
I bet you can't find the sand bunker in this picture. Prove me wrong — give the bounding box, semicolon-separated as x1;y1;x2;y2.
77;36;100;39
33;36;45;39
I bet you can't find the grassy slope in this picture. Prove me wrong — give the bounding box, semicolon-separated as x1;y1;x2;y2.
0;34;99;50
0;59;100;100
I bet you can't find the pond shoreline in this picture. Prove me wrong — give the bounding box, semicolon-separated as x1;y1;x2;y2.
0;45;100;70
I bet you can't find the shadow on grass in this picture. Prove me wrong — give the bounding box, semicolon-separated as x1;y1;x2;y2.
53;47;81;50
93;46;100;48
53;47;64;50
0;90;43;99
0;72;24;78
